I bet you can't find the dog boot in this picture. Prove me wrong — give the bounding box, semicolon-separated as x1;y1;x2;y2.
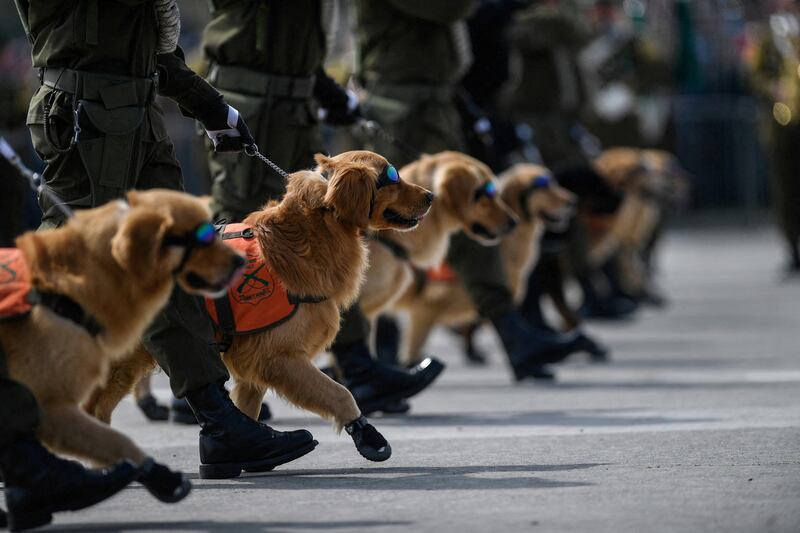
344;416;391;462
137;394;169;422
332;341;445;416
137;457;191;503
172;396;272;424
0;434;139;532
186;381;317;479
492;311;599;381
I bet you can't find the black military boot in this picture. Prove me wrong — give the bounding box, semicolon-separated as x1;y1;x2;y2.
491;311;604;381
332;341;445;415
171;396;271;424
136;394;169;422
185;381;317;479
374;316;401;366
0;434;139;532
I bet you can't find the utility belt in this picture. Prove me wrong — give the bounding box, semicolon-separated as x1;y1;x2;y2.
207;64;315;99
40;68;157;108
37;67;160;210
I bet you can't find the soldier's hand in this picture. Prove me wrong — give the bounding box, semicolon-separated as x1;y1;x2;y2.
319;89;361;126
203;105;255;153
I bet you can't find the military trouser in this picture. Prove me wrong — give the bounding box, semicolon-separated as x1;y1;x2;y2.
206;68;325;222
0;340;39;449
26;77;229;398
336;81;515;351
770;121;800;260
521;113;589;172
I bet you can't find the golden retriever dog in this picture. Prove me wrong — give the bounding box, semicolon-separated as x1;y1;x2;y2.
589;147;689;302
358;151;519;321
392;164;576;363
86;150;433;470
0;189;244;503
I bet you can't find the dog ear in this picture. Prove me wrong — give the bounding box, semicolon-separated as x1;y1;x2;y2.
439;164;475;218
324;164;375;229
111;207;174;279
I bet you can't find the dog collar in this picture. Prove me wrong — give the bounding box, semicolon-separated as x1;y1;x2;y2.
519;175;551;221
371;233;409;262
30;290;103;337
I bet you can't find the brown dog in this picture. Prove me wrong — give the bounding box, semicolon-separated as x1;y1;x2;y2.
358;151;518;320
0;189;243;503
393;164;576;363
86;150;433;468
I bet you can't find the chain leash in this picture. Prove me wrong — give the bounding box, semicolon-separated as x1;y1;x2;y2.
0;137;74;220
244;144;289;180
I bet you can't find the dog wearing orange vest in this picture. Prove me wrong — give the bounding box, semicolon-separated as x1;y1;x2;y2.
0;190;243;503
86;150;433;465
392;164;577;364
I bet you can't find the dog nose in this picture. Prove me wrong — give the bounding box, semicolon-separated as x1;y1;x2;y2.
425;192;434;205
232;254;245;269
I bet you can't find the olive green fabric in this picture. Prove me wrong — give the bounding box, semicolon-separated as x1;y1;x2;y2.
354;0;514;321
22;1;230;398
203;0;327;222
25;0;159;77
355;0;476;85
203;0;325;76
503;5;591;170
0;340;40;448
208;90;324;222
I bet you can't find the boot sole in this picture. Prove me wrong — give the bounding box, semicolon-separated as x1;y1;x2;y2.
358;359;445;415
199;440;318;479
8;510;52;532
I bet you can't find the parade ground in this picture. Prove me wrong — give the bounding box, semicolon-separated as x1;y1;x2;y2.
37;226;800;533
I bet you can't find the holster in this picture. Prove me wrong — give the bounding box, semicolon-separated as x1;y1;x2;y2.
41;68;154;206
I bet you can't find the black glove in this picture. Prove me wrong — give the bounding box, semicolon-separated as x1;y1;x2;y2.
313;68;361;126
202;105;255;153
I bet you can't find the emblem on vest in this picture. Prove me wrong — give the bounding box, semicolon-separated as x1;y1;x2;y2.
0;250;21;284
233;255;275;306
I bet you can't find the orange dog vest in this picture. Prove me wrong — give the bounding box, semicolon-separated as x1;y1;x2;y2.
205;224;323;336
426;262;459;283
0;248;33;320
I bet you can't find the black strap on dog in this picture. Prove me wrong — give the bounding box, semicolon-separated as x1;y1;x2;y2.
29;290;104;336
371;234;409;262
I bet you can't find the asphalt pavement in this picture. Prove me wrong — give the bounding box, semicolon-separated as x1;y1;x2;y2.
22;226;800;533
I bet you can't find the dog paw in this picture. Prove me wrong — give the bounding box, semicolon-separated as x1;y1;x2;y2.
138;458;192;503
345;416;392;462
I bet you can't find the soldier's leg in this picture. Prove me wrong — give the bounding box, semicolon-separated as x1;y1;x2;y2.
0;346;40;449
134;138;230;398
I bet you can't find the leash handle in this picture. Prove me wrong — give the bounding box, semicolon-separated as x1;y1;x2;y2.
0;137;74;219
244;143;289;180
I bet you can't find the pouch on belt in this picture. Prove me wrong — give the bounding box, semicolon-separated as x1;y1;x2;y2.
75;81;147;205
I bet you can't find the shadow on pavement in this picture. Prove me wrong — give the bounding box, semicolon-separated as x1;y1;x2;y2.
181;463;600;491
49;520;412;532
278;409;714;429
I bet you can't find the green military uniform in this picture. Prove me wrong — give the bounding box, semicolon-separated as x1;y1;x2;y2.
0;342;40;448
752;10;800;269
203;0;327;222
505;4;592;171
20;0;229;397
353;0;514;320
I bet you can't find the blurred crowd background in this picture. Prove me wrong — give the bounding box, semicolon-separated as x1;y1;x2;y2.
0;0;795;230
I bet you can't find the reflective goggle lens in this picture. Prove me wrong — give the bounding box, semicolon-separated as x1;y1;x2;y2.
532;175;551;189
483;181;497;197
386;165;399;183
195;222;216;246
